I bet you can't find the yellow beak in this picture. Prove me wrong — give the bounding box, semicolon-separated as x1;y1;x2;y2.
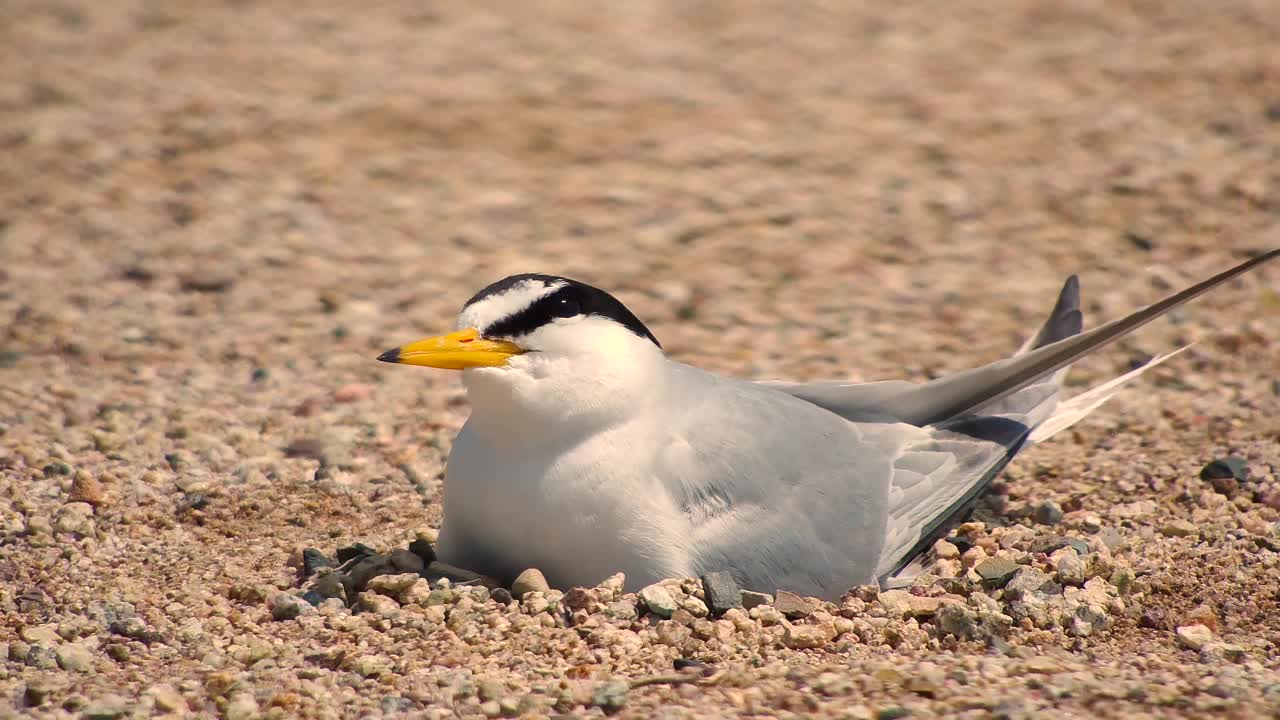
376;328;525;370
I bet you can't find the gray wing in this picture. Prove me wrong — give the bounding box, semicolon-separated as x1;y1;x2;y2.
754;275;1081;584
665;382;1036;599
670;278;1082;598
658;367;898;599
869;414;1032;583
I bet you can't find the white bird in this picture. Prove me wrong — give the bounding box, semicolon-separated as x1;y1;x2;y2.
378;250;1278;600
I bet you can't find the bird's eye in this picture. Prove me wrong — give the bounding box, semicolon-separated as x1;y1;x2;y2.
554;296;581;318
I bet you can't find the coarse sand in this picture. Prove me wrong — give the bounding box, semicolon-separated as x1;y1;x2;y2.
2;1;1280;718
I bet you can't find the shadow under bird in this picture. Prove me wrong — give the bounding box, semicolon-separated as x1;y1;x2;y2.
377;249;1278;600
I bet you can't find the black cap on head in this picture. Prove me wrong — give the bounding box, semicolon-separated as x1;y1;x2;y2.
465;274;661;348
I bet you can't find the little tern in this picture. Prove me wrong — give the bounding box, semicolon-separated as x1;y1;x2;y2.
378;250;1277;600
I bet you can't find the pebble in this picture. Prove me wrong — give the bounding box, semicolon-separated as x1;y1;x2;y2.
312;573;347;602
1033;500;1064;525
1160;520;1199;538
1176;624;1213;650
301;548;333;577
737;605;777;629
69;472;106;506
782;622;836;649
905;661;946;697
284;437;328;461
562;586;592;611
936;604;979;639
960;546;989;569
1239;514;1270;536
656;620;691;646
25;515;52;536
489;587;514;605
271;593;314;621
740;590;773;609
511;568;551;599
104;644;129;663
477;679;505;702
606;599;638;620
55;642;95;672
933;539;960;559
1109;566;1135;595
407;538;436;565
1028;535;1071;554
367;573;420;595
398;579;432;606
1051;548;1086;586
20;625;60;644
386;543;427;571
773;590;816;618
1022;656;1062;674
639;584;678;618
20;683;49;708
357;591;401;615
335;542;378;564
25;644;57;669
596;572;626;599
1068;604;1108;637
332;383;373;403
813;671;856;696
700;571;742;614
680;595;710;618
81;695;129;719
53;502;95;535
1003;567;1053;599
426;587;455;607
975;556;1021;588
1181;604;1218;633
146;685;186;713
224;692;259;720
344;554;397;595
592;680;630;712
178;271;234;293
877;590;949;618
1200;456;1249;497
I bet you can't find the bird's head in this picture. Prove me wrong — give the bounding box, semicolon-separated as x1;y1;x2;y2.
378;274;665;432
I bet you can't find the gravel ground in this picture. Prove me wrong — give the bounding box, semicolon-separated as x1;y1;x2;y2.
3;1;1280;718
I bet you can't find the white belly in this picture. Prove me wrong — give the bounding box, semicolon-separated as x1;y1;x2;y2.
435;420;693;590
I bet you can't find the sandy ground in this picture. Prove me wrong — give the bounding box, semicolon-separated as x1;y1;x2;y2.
2;1;1280;718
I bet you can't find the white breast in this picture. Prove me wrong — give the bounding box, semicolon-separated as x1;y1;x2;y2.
435;417;695;588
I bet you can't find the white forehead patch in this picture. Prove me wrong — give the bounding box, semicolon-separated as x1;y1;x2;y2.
457;279;567;331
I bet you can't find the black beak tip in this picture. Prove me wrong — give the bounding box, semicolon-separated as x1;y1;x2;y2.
376;348;400;364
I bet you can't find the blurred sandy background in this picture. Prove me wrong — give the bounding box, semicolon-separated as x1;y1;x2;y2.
2;1;1279;718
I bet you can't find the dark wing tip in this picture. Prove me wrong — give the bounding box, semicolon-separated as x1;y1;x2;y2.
1030;274;1085;349
1061;274;1081;300
376;348;400;363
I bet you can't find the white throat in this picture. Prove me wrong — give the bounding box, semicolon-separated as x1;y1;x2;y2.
460;317;667;445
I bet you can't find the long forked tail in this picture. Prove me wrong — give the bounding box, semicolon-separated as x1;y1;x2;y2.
1019;274;1083;355
880;252;1277;587
896;249;1279;428
994;272;1190;444
1028;345;1191;443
